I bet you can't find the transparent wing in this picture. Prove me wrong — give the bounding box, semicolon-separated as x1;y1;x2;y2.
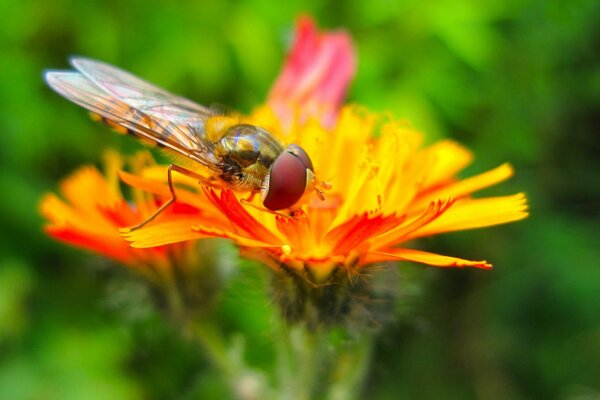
45;70;221;169
70;57;214;126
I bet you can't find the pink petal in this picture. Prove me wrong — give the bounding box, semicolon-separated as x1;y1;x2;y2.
268;16;356;130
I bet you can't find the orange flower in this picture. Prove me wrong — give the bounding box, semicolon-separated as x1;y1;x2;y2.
42;17;528;288
119;18;527;282
122;106;527;281
40;151;197;280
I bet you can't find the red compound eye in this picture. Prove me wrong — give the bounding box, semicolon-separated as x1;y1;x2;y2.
286;144;314;172
262;145;313;210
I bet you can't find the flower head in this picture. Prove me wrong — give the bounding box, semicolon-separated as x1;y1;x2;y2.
40;151;199;281
43;17;528;282
122;107;527;281
41;16;528;328
120;18;528;283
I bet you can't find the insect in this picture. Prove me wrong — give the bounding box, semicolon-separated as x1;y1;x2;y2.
45;57;327;228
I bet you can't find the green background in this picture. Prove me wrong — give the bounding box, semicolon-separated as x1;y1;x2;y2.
2;0;599;398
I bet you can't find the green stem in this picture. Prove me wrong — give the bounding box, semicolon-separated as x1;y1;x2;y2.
188;319;235;376
161;261;231;375
161;264;185;322
274;325;375;400
294;328;320;400
274;321;295;397
324;334;374;400
162;272;269;399
274;326;332;400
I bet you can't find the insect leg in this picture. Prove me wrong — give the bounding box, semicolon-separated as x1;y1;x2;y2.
127;164;205;231
239;198;289;217
244;191;257;203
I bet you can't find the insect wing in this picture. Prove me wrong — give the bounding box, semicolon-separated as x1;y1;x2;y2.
69;57;219;158
45;71;220;169
71;57;214;132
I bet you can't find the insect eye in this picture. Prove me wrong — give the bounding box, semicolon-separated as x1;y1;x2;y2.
285;144;314;172
261;145;314;210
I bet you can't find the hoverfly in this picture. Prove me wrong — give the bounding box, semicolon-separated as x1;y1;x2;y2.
45;57;326;228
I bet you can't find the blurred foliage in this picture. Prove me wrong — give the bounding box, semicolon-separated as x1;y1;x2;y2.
1;0;599;398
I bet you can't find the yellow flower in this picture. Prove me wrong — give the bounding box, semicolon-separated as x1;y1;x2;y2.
122;105;527;281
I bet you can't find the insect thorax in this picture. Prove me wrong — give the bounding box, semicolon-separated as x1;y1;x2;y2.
215;124;284;191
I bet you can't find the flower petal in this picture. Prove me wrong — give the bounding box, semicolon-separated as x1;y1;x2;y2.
60;166;121;211
192;225;278;249
414;163;515;209
276;210;316;254
367;248;492;269
374;199;456;249
122;217;209;248
119;170;209;210
268;16;356;128
47;226;134;264
420;140;473;188
407;193;528;239
324;213;406;255
204;189;283;245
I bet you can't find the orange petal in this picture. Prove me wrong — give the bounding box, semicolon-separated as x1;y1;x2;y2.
40;193;85;227
192;225;278;249
414;163;514;209
119;170;208;210
122;217;209;248
420;140;474;188
276;210;316;254
60;166;121;211
98;200;142;227
324;213;406;255
367;248;492;269
407;193;528;239
374;199;455;249
46;226;134;265
40;193;118;237
204;189;283;245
